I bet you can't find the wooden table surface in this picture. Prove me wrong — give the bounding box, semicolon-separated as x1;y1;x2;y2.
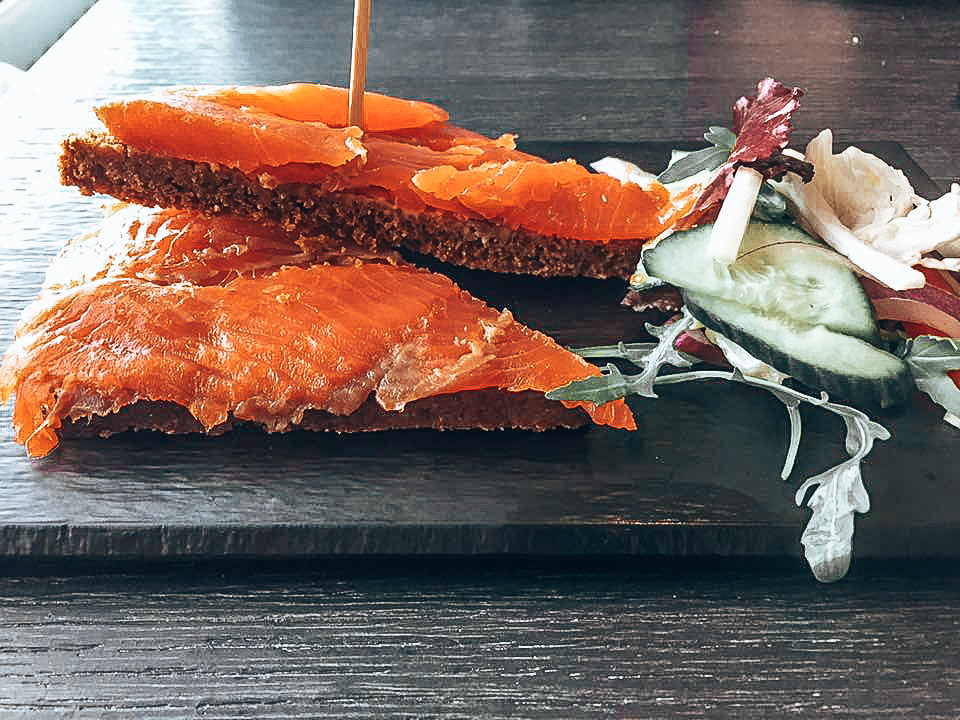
1;0;959;716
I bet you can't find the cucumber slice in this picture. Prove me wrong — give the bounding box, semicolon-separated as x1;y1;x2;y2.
683;290;912;408
641;221;912;408
642;221;879;343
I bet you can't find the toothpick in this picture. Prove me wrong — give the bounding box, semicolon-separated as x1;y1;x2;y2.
348;0;372;128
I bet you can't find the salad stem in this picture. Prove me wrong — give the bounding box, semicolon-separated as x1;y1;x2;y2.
707;166;764;265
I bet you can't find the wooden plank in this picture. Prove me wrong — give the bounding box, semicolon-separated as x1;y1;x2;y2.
0;565;958;717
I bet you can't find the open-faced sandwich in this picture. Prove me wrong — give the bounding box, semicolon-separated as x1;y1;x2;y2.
0;201;638;458
58;84;701;279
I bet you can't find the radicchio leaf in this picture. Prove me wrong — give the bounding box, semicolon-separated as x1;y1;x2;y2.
694;78;811;216
731;77;804;162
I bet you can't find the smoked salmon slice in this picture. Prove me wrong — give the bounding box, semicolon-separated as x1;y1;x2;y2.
96;92;367;171
84;84;691;250
1;208;636;457
195;83;449;131
411;159;678;243
41;202;403;291
42;203;315;290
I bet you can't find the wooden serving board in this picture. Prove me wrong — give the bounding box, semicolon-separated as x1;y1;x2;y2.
0;138;957;566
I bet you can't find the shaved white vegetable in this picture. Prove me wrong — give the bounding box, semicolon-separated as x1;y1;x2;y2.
773;130;926;290
590;156;660;188
706;330;789;384
795;131;960;271
707;166;764;265
804;129;919;231
857;183;960;270
775;175;925;290
591;152;716;194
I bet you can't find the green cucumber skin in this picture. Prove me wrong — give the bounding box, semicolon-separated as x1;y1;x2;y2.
642;221;880;345
641;220;911;409
683;291;913;410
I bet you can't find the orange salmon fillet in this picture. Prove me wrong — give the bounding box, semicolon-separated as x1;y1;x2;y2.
195;83;449;131
96;93;367;171
1;208;635;457
41;204;314;289
90;84;692;246
412;159;679;243
41;203;403;291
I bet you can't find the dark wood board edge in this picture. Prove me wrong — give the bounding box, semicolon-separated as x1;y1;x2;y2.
1;140;956;573
0;522;801;560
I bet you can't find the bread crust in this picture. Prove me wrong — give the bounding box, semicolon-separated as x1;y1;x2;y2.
59;389;590;441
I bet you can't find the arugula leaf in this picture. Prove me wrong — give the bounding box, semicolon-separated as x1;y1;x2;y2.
574;341;657;365
904;335;960;417
546;363;634;406
550;309;889;583
656;126;736;184
551;313;695;401
795;460;871;583
636;315;696;396
794;402;887;582
703;125;737;149
657;145;729;184
764;383;803;479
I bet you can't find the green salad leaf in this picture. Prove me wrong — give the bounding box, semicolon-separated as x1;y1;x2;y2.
657;145;729;184
582;115;959;583
794;402;887;583
650;124;791;220
703;125;737;148
904;335;960;419
657;126;734;184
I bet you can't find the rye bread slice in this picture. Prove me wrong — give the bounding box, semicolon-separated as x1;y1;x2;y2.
59;131;641;280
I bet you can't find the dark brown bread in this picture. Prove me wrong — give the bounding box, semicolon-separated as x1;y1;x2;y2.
59;132;641;280
60;389;590;442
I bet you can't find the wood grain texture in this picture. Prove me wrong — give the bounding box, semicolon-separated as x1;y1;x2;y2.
0;565;957;718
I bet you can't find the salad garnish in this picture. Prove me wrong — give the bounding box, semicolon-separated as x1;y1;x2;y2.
903;335;960;427
691;77;811;217
692;78;813;265
569;78;960;582
774;131;960;289
547;310;888;583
